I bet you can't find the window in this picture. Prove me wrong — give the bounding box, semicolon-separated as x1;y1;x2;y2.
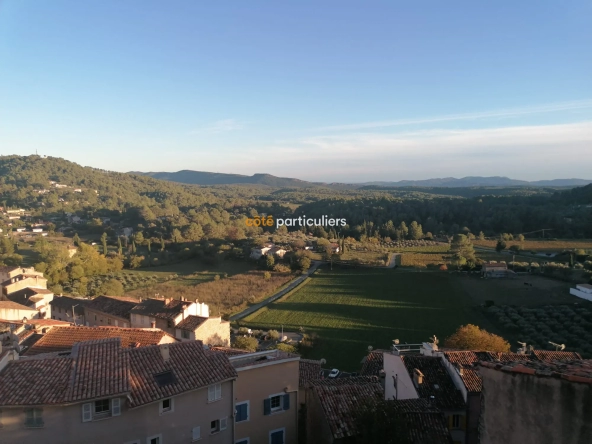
451;414;461;429
235;401;249;422
182;330;190;339
94;315;97;321
24;408;44;428
264;394;290;415
208;384;222;402
115;320;118;327
147;435;162;444
95;399;110;415
270;396;281;411
83;398;120;422
269;428;285;444
108;318;112;325
191;426;201;441
210;417;227;434
159;398;173;414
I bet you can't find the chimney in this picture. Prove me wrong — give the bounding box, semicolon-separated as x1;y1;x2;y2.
150;321;156;328
160;344;170;362
164;297;171;305
459;367;464;376
413;368;424;386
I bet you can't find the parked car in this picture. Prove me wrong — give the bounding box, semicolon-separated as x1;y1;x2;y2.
328;368;340;378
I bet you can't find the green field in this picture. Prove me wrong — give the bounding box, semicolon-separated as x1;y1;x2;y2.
242;268;478;370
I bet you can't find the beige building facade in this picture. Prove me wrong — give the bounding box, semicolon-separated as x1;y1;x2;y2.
230;350;300;444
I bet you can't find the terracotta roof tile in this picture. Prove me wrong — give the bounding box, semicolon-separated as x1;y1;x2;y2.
127;341;237;407
0;300;37;311
531;350;582;361
0;338;237;407
24;326;176;356
310;377;383;440
360;350;386;376
390;399;454;444
176;315;208;331
49;295;90;314
85;295;138;320
479;359;592;384
299;359;322;386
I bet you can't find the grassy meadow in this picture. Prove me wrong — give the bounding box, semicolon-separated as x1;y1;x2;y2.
242;267;478;370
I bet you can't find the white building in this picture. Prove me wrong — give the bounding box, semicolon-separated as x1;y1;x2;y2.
570;284;592;302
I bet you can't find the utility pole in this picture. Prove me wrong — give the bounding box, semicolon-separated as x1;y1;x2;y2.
72;304;79;325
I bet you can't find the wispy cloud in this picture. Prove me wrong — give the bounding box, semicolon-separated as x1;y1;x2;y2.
189;119;245;134
222;121;592;181
318;100;592;132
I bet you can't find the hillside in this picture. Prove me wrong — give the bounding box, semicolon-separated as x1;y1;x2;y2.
362;176;592;188
138;170;319;188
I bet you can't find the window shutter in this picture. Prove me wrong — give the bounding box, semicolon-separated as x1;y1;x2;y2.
461;414;466;430
112;398;121;416
215;384;221;400
448;415;453;429
220;417;227;431
208;385;215;401
283;393;290;410
82;403;92;422
264;398;271;415
192;426;200;440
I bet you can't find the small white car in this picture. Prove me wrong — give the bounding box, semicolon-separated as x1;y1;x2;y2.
328;369;340;378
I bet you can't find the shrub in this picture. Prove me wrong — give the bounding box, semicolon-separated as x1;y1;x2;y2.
268;330;280;340
233;336;258;352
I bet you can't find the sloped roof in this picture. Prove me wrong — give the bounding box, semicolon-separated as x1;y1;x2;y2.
176;315;208;331
390;398;454;444
0;338;237;407
310;377;383;440
130;298;192;321
0;338;129;405
49;295;89;314
360;350;386;376
127;341;237;408
299;358;322;387
0;300;37;312
401;355;466;410
7;288;53;308
24;326;176;356
531;350;582;361
479;359;592;385
85;295;138;320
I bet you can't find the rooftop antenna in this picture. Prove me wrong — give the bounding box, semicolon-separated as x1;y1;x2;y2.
549;341;565;351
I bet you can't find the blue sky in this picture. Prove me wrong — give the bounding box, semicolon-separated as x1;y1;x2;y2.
0;1;591;182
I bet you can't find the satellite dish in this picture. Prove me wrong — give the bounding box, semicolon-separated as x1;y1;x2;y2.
517;341;527;348
22;317;28;324
320;358;327;365
393;339;400;345
367;346;373;352
560;344;565;351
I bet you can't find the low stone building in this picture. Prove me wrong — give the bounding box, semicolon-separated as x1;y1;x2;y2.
175;315;230;346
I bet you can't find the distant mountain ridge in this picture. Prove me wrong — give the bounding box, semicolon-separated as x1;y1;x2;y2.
137;170;318;188
135;170;592;188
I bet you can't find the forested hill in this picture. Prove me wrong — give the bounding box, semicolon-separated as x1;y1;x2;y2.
137;170;319;188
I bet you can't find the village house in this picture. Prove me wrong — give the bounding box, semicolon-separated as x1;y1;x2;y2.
175;314;231;346
130;297;207;334
84;295;138;328
0;301;39;322
0;338;237;444
481;262;514;278
23;325;177;356
6;287;54;319
479;359;592;444
49;295;89;324
305;377;383;444
250;243;273;260
229;349;301;444
570;283;592;302
1;274;48;297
